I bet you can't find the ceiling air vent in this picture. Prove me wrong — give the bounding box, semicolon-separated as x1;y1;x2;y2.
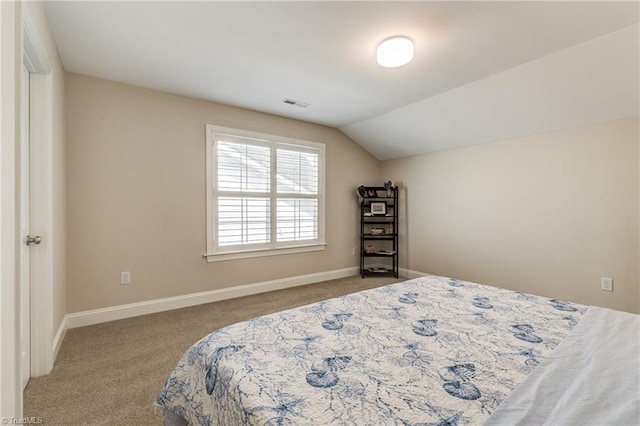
282;98;310;108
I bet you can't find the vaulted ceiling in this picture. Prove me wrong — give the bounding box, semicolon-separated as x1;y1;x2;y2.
44;1;639;160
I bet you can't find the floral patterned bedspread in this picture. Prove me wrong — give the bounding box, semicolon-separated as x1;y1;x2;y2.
156;275;586;425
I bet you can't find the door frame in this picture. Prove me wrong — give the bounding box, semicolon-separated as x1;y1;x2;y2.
20;61;31;391
22;8;55;379
1;0;20;418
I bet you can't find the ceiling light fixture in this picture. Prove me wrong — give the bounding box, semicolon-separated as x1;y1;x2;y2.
376;36;414;68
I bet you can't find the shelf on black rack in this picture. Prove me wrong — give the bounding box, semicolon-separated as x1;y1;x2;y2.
363;252;396;257
362;269;397;277
359;185;398;279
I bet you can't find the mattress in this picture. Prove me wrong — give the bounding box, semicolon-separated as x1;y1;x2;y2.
155;275;611;425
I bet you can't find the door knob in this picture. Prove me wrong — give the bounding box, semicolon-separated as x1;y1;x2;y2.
26;235;42;246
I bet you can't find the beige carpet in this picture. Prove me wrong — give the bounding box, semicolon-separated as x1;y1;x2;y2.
23;275;402;425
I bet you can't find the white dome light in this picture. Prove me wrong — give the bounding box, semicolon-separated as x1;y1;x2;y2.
376;36;414;68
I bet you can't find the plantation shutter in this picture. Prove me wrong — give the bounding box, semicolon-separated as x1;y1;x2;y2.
212;135;322;253
276;147;319;242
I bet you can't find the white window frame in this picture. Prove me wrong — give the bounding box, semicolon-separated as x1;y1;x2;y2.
205;124;326;262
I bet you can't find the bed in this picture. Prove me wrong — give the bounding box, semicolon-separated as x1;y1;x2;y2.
156;275;639;425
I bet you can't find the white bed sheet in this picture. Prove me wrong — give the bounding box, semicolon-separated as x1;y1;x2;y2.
484;306;640;426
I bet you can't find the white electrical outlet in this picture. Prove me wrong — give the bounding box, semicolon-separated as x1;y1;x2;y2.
120;271;131;285
600;277;613;292
352;247;356;256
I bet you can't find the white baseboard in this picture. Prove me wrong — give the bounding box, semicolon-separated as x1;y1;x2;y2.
52;315;67;363
400;268;429;279
66;266;359;329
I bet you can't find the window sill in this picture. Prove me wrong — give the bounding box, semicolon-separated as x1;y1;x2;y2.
204;243;326;263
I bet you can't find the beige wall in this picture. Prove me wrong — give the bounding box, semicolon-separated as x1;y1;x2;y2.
382;117;639;313
66;73;379;313
66;74;639;315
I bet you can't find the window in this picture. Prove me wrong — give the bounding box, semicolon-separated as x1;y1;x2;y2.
205;125;325;262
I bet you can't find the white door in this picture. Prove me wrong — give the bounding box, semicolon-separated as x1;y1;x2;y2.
19;63;32;390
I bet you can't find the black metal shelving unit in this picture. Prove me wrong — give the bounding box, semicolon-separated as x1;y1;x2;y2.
359;186;398;278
